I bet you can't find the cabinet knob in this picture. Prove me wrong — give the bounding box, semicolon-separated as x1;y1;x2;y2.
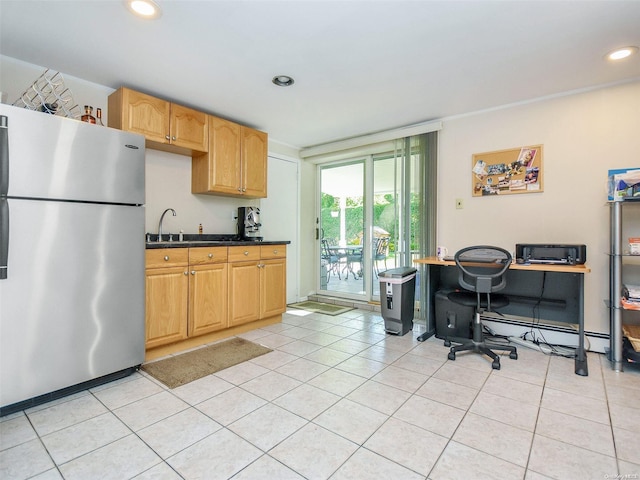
273;249;278;254
164;255;170;261
242;187;246;192
165;135;170;141
244;251;249;256
191;270;196;275
184;271;188;275
208;253;213;258
172;136;176;141
237;187;242;192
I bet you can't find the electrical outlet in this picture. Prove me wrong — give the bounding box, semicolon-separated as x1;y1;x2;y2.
455;198;464;209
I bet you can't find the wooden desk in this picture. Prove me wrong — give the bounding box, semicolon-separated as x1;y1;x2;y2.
414;256;591;376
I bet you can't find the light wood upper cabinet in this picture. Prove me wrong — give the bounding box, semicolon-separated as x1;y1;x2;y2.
193;116;242;196
170;103;208;153
192;116;268;198
108;87;269;198
241;127;268;198
108;87;208;154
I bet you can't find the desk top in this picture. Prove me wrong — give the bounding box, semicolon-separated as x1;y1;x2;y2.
414;256;591;274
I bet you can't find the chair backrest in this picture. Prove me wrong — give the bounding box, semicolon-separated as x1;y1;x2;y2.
374;237;389;257
321;239;332;258
454;245;512;294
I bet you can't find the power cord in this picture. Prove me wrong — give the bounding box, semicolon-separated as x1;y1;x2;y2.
511;335;577;358
523;271;578;358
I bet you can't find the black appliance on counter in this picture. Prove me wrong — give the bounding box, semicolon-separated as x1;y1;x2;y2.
515;244;586;265
237;206;263;241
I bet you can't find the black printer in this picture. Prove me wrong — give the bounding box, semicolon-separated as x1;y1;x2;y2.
515;244;586;265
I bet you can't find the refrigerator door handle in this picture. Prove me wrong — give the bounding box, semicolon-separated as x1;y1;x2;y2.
0;115;7;196
0;198;7;280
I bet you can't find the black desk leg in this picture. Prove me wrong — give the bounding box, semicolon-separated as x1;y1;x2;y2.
417;331;435;342
417;263;436;342
575;274;588;376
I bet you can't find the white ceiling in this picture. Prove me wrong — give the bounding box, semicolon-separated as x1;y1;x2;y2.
1;0;639;150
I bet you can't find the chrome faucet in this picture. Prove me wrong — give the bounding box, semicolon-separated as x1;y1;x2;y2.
157;208;176;242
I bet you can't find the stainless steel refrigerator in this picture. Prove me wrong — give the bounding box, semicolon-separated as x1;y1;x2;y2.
0;104;146;415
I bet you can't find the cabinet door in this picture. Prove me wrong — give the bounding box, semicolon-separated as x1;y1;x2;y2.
242;127;268;198
189;263;228;336
261;258;287;318
228;261;261;326
122;89;170;144
171;104;208;152
145;266;189;349
194;116;242;195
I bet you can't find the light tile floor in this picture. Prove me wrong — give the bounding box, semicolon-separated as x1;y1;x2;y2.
2;308;640;480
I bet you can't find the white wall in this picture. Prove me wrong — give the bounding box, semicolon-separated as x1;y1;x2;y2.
437;81;640;334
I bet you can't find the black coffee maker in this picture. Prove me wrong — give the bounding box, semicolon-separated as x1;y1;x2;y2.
237;207;263;241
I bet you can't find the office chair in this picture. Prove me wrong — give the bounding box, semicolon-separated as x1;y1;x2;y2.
445;245;518;370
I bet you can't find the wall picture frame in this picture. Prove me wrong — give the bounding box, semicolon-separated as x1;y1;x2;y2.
472;145;543;196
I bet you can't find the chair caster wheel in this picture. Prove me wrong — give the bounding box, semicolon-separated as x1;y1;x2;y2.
492;360;501;370
510;351;518;360
444;340;451;347
448;352;456;361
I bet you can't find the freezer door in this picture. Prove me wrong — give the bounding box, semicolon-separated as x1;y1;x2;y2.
0;104;144;205
0;199;145;407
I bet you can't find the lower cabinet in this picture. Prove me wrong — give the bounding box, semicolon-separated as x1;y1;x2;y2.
228;245;287;327
145;249;189;349
188;247;228;337
260;246;287;319
146;244;285;350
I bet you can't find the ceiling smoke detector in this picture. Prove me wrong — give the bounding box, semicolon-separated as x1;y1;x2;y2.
272;75;295;87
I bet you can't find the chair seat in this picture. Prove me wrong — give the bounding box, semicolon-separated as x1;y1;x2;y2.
447;291;509;309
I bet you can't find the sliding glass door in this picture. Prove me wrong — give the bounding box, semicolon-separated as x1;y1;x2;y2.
370;142;424;299
319;161;365;299
317;132;437;310
371;154;396;298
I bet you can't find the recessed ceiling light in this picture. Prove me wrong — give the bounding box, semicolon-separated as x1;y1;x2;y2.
125;0;162;19
272;75;295;87
606;46;638;61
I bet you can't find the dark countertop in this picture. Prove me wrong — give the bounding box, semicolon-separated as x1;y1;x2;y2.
145;233;290;249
